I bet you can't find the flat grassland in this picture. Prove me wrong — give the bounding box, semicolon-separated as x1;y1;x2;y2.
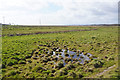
2;25;118;78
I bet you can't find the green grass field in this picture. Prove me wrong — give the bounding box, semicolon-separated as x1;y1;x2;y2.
2;25;93;36
2;25;118;78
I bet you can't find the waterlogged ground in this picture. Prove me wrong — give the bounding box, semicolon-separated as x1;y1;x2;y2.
32;48;93;66
2;26;118;78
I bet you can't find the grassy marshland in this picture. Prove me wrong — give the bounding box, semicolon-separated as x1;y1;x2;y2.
2;25;118;78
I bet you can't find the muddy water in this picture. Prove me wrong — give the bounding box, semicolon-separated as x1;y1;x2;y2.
52;49;92;66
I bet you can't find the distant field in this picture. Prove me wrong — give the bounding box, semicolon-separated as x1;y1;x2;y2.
2;25;118;78
2;25;95;36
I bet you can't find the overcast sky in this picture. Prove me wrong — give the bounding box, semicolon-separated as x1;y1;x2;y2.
0;0;118;25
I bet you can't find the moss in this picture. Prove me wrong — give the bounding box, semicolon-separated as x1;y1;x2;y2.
7;60;18;66
77;73;84;78
55;69;68;77
80;56;84;59
80;51;83;54
84;53;87;55
92;59;104;68
70;54;74;57
72;61;76;64
73;58;78;61
92;56;97;58
56;52;58;55
25;55;31;59
52;48;57;51
44;55;48;57
77;50;80;54
68;71;76;78
59;57;63;60
58;49;62;52
65;64;75;70
34;51;38;54
49;51;54;55
64;57;71;62
75;61;82;66
27;60;32;63
81;50;84;53
45;51;48;54
84;60;89;64
42;57;50;63
59;55;62;57
65;53;69;57
32;57;38;60
2;63;6;68
32;65;46;72
43;70;51;75
24;73;30;77
65;50;68;53
87;68;93;72
51;69;56;73
104;56;108;59
58;53;62;55
39;54;44;57
47;61;54;65
108;56;114;60
55;61;64;69
12;65;19;69
18;60;26;64
29;66;32;70
6;70;20;76
76;53;79;56
87;54;91;57
9;70;17;76
2;69;6;72
49;73;54;77
53;57;58;62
